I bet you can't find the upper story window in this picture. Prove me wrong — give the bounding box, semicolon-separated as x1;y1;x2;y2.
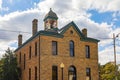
35;42;37;56
52;41;57;55
85;45;90;58
19;52;21;64
70;40;74;57
24;54;26;69
29;46;31;59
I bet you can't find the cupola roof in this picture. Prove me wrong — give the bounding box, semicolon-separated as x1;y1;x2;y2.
43;8;58;21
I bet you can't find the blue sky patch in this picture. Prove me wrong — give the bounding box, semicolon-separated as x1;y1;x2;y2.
88;10;113;25
8;42;18;48
1;0;40;16
113;18;120;28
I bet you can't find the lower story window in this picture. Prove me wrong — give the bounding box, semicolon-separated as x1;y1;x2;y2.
29;68;31;80
86;68;91;80
52;66;58;80
68;66;76;80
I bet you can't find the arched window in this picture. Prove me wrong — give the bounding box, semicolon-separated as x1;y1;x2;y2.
68;66;76;80
70;40;74;57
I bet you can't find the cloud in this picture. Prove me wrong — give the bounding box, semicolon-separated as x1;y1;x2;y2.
99;45;120;65
0;0;2;8
29;0;120;65
0;0;120;65
9;0;13;4
73;0;120;12
98;27;120;65
0;0;9;11
0;8;42;56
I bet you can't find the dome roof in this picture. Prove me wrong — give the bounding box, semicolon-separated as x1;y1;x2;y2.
44;8;58;21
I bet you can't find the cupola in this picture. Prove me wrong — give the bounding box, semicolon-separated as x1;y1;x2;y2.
43;8;58;32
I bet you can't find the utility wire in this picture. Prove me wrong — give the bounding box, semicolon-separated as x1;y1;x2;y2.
0;29;31;39
0;29;31;34
0;29;119;42
0;29;116;40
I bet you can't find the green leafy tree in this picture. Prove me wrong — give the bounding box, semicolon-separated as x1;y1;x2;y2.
0;48;20;80
99;62;120;80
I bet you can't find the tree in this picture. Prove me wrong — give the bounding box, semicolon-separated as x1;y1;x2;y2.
0;48;20;80
99;62;120;80
0;59;4;80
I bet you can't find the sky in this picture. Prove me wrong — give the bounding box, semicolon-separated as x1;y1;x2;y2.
0;0;120;65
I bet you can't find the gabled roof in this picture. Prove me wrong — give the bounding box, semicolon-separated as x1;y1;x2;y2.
15;21;99;52
59;21;100;43
59;21;84;37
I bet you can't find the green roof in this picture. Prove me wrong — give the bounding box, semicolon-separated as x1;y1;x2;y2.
43;8;58;21
15;21;100;52
59;21;100;43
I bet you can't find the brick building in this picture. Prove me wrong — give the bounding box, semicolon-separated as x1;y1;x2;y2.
15;9;100;80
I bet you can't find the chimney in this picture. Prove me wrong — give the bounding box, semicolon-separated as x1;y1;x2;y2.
32;19;38;36
18;34;22;47
82;28;87;37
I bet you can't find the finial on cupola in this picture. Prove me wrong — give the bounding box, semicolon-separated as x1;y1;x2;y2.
50;8;52;10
